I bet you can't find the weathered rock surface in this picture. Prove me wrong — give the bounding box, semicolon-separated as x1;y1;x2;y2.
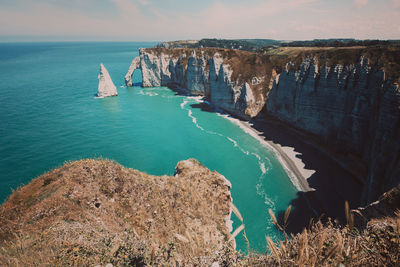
353;183;400;229
124;57;141;86
97;63;117;98
0;159;234;266
266;56;400;204
125;48;269;119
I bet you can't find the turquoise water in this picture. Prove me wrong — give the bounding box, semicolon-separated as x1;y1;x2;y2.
0;42;298;252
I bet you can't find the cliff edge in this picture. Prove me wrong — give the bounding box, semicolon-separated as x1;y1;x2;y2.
0;159;234;266
0;159;398;266
125;46;400;205
125;48;273;119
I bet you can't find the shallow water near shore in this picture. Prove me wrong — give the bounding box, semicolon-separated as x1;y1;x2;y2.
0;42;298;252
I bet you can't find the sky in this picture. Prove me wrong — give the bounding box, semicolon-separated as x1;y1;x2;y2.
0;0;399;42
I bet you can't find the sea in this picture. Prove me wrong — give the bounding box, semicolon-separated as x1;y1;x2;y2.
0;42;298;253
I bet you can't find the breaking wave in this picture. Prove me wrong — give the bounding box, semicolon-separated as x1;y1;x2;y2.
180;97;276;209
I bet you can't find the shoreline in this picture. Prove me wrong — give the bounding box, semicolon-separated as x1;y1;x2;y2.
222;112;364;233
220;114;314;192
152;90;362;230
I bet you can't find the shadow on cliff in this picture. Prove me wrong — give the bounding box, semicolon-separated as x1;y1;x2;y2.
190;103;216;113
250;114;364;234
187;101;363;234
132;82;143;87
167;85;197;97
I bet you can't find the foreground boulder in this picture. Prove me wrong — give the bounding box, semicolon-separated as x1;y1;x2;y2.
0;159;233;266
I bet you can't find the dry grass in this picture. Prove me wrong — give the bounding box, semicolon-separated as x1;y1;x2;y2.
0;159;235;266
1;158;399;266
240;206;400;267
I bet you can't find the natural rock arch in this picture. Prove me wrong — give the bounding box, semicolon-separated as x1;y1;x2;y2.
125;56;141;86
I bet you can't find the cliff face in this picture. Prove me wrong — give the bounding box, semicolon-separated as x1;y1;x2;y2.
125;47;400;204
0;159;234;266
97;64;117;98
266;57;400;203
125;48;269;119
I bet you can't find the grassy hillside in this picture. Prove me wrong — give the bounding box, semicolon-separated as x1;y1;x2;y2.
0;159;398;266
0;159;234;266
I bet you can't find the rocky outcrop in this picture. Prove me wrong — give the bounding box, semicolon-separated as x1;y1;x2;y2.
97;64;117;98
353;183;400;229
266;56;400;204
0;159;234;266
125;48;269;119
125;57;141;86
2;159;397;266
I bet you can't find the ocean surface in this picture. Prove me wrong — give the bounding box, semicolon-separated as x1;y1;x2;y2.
0;42;298;252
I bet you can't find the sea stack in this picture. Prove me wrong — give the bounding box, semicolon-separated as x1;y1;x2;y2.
97;63;117;98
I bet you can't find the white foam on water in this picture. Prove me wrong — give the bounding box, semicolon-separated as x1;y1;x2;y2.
260;162;266;174
226;136;251;155
227;137;238;147
187;109;205;131
252;152;275;208
187;96;203;102
182;98;226;136
226;136;275;208
180;99;188;109
218;114;306;192
214;109;279;207
181;97;280;212
255;175;275;209
145;92;158;96
252;152;261;161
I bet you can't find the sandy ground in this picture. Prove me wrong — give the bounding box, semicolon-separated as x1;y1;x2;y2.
191;101;363;233
224;113;364;233
222;115;314;192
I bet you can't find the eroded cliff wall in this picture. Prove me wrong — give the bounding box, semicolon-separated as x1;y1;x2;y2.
125;47;400;204
266;56;400;203
125;48;269;119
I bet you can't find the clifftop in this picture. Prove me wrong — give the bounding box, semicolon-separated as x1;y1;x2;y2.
143;47;275;85
143;45;400;86
262;46;400;83
0;159;234;266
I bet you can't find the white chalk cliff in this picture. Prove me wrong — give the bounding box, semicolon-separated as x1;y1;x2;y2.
125;48;268;119
97;63;117;98
125;47;400;206
266;56;400;204
125;57;141;87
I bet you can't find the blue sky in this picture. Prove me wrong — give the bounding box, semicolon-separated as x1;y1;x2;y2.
0;0;399;41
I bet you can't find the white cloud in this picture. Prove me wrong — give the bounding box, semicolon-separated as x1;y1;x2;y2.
112;0;140;18
355;0;368;7
0;0;399;41
137;0;150;5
